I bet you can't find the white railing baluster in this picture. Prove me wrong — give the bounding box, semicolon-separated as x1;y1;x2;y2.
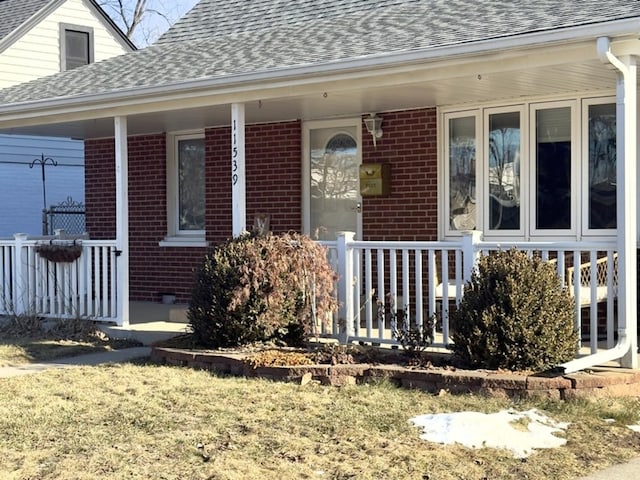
364;248;373;340
415;249;423;329
427;249;436;338
102;247;109;319
441;250;449;344
589;250;598;354
606;250;615;349
389;249;397;332
402;249;410;327
376;249;385;338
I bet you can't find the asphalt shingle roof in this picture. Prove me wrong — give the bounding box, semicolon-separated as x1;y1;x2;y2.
1;0;640;106
0;0;51;45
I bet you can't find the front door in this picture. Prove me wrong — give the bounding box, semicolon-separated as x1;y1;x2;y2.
304;120;362;240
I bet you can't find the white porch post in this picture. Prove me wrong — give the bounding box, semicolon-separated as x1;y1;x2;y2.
231;103;246;236
336;231;355;343
615;56;638;368
114;116;129;327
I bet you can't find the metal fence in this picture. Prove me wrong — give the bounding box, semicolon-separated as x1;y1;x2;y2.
43;196;85;236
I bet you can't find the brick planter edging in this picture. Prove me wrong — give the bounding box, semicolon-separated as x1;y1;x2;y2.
150;347;640;399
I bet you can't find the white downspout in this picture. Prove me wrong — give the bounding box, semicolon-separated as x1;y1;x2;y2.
560;37;638;373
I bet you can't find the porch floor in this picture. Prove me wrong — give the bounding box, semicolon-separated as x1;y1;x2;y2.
99;301;190;346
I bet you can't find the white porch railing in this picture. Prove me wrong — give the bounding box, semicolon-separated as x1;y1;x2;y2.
0;233;118;322
319;232;623;364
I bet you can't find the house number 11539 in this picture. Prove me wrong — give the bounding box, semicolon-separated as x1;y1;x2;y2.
232;120;239;186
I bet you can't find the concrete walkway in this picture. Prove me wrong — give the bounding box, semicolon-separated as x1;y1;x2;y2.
0;347;151;378
578;456;640;480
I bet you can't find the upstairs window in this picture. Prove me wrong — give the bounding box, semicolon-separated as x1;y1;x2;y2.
60;24;93;71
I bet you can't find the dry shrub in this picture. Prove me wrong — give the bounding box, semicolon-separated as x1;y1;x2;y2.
188;232;338;348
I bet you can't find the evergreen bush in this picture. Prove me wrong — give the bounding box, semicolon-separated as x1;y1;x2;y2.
450;249;578;371
188;232;337;348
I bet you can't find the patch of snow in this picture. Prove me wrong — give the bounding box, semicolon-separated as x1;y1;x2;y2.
627;422;640;433
409;409;570;459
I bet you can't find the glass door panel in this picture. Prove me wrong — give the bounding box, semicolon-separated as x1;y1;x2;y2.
309;126;360;240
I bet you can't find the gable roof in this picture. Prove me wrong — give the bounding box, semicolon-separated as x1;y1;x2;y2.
0;0;51;44
0;0;135;54
1;0;639;106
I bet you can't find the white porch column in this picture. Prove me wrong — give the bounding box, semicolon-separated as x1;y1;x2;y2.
114;116;129;327
231;103;246;236
615;56;638;368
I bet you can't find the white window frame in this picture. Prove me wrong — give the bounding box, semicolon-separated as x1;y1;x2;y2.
529;100;578;237
160;131;208;248
59;23;94;71
581;96;617;238
443;110;482;237
483;105;526;238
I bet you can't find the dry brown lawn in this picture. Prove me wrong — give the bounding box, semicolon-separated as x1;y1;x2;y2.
1;362;640;479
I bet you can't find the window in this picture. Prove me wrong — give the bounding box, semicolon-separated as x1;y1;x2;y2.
485;109;523;233
532;102;576;235
446;114;478;231
585;101;617;231
162;132;207;247
443;97;615;239
60;24;93;71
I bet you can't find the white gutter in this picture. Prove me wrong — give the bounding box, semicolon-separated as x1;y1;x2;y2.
559;36;638;374
0;17;639;121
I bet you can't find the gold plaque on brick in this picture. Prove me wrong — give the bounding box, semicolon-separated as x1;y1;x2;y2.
359;163;390;196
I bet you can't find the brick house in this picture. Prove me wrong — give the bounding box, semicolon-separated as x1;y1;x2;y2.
0;0;638;370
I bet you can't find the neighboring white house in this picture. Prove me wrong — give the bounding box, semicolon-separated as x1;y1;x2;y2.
0;0;134;237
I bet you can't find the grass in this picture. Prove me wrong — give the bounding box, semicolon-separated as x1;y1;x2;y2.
0;338;136;366
0;362;639;479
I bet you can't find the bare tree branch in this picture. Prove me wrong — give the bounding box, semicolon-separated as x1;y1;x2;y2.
98;0;195;47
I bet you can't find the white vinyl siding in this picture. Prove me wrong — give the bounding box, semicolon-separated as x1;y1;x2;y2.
0;134;84;237
0;0;130;88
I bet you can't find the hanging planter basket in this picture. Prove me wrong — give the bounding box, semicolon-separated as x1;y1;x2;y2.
36;243;83;263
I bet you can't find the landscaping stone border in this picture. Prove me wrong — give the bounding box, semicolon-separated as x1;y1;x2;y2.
150;347;640;399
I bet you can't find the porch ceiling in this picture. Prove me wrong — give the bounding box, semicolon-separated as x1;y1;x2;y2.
0;51;619;139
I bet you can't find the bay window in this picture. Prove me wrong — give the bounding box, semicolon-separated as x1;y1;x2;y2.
443;97;615;239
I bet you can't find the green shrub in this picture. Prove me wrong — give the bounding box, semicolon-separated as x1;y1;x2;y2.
188;232;338;348
450;249;578;371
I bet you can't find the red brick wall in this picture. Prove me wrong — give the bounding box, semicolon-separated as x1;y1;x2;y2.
205;121;302;243
84;138;116;239
85;121;302;302
361;108;438;241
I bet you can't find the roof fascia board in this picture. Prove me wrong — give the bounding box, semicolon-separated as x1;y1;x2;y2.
0;0;65;54
0;15;639;123
85;0;136;51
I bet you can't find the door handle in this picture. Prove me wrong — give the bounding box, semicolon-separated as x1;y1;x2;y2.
351;202;362;213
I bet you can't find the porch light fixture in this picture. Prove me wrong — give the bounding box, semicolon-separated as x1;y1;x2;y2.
364;114;383;147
